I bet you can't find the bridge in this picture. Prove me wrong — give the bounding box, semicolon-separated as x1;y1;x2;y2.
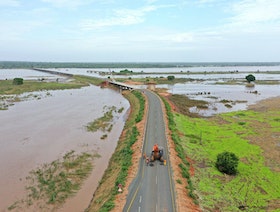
33;68;73;77
107;80;135;91
33;68;135;91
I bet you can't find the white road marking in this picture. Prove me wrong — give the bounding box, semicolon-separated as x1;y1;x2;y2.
156;175;158;185
138;206;141;212
139;195;142;203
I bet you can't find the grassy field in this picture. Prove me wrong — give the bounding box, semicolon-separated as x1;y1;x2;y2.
174;108;280;211
0;75;104;95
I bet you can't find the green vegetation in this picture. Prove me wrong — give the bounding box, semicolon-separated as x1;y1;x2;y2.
0;79;84;95
73;75;104;86
174;109;280;211
8;151;100;211
0;75;104;96
86;106;116;133
168;94;208;117
246;74;256;83
160;95;197;203
167;75;175;81
215;151;239;175
133;91;145;123
13;78;23;85
0;75;104;110
86;90;145;212
86;106;124;139
117;69;133;74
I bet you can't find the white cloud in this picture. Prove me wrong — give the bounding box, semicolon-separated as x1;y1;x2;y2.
229;0;280;26
80;6;159;30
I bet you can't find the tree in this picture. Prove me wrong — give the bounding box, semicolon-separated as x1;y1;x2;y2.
245;74;255;83
13;78;23;85
167;75;175;81
215;151;239;175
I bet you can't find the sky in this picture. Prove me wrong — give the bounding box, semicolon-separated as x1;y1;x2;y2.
0;0;280;62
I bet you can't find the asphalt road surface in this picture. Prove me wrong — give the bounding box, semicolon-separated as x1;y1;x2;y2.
123;89;177;212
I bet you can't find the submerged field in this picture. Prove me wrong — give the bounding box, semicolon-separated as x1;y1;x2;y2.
174;98;280;211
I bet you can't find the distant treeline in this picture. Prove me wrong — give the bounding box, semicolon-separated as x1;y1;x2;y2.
1;61;280;69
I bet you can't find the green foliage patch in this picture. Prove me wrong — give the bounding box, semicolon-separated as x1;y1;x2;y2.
175;110;280;211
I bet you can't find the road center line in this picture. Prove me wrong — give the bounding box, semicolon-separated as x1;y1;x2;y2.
156;175;158;185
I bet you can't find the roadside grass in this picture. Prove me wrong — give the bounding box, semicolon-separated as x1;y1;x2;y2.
160;95;197;203
174;109;280;211
86;90;144;212
8;151;100;211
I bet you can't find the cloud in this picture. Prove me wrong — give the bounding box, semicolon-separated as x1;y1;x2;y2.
229;0;280;26
80;5;159;30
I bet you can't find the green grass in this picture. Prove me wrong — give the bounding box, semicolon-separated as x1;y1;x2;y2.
174;110;280;211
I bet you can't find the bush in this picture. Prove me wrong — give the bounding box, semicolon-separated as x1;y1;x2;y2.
167;75;175;81
215;151;239;175
13;78;23;85
245;74;255;83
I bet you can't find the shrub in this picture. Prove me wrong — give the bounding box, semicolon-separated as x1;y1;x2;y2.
215;151;239;175
167;75;175;81
245;74;256;83
13;78;23;85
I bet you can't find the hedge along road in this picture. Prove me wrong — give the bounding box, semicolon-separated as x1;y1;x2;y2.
123;89;177;212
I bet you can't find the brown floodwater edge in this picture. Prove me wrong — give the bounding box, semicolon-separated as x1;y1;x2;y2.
0;85;130;211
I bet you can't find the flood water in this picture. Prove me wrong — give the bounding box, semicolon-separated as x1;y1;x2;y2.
0;67;279;211
163;82;280;116
0;85;129;211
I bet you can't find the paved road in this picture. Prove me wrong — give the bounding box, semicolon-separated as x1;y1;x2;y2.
123;89;177;212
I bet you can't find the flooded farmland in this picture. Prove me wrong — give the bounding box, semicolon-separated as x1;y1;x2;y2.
0;66;279;211
0;85;129;211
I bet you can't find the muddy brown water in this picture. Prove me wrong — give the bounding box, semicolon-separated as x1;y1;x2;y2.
0;85;129;211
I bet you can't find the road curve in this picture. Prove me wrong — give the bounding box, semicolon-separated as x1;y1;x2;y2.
123;89;177;212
